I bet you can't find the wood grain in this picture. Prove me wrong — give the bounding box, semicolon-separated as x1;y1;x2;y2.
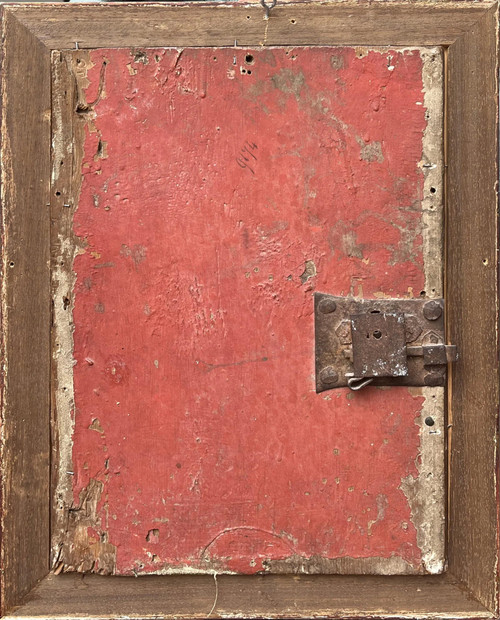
9;573;494;619
0;1;498;617
10;2;493;49
446;4;499;614
0;7;52;616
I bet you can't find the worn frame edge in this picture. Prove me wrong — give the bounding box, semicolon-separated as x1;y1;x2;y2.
0;5;52;616
0;1;498;618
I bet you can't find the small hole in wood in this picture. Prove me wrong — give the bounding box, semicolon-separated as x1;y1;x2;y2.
55;191;61;196
247;69;252;75
245;54;254;65
246;14;251;19
373;330;382;339
419;290;426;297
430;187;436;194
290;18;296;24
9;261;14;268
483;258;489;266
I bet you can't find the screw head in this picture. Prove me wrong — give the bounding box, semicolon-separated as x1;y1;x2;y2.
318;298;337;314
423;300;443;321
319;366;339;386
404;315;422;343
424;372;445;387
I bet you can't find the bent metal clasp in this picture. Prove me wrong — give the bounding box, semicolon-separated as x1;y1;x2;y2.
314;293;458;392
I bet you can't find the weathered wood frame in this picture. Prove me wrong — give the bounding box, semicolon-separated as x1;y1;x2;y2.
0;1;498;618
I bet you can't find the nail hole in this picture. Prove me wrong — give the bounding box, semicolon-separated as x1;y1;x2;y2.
430;187;436;194
419;290;426;297
483;258;489;266
246;14;251;19
373;330;382;339
370;310;381;314
55;191;61;196
290;18;296;24
247;69;252;75
245;54;254;64
9;261;14;268
425;417;435;427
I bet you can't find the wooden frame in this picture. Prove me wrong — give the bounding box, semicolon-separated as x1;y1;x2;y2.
0;1;498;617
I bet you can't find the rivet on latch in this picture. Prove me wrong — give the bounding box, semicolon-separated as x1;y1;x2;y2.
424;371;445;387
423;300;443;321
319;366;339;386
318;298;337;314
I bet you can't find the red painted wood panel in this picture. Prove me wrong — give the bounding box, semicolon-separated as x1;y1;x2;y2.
68;46;436;575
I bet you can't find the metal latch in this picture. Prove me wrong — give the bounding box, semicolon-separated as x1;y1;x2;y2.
314;294;458;392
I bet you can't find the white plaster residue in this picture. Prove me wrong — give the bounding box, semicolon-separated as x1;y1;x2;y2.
400;387;446;574
398;48;446;574
52;233;80;564
419;48;444;299
50;52;101;568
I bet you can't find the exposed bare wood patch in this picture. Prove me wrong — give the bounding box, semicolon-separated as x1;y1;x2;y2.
51;50;100;570
54;478;117;575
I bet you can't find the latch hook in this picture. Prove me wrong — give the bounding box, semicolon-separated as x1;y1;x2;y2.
347;377;374;391
260;0;277;19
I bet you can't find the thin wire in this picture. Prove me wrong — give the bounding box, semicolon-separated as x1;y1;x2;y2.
207;572;219;617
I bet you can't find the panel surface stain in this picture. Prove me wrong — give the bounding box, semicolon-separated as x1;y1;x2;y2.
53;46;444;576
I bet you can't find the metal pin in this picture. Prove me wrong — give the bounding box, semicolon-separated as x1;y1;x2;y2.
75;41;79;50
347;376;374;391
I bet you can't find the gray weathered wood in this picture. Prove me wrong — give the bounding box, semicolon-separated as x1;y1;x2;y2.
0;7;52;614
0;1;498;617
446;4;499;613
8;573;495;619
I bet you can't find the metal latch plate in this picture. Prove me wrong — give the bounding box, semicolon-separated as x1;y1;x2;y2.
315;294;456;392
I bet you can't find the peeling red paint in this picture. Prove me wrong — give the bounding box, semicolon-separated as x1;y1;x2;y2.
71;47;430;574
